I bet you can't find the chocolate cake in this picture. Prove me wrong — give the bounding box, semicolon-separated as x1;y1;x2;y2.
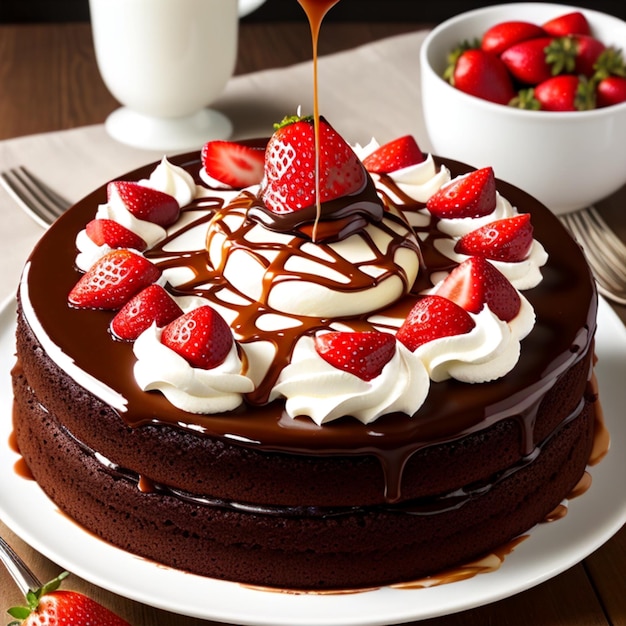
12;125;598;590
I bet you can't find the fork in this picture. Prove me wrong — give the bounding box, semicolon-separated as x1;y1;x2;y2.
0;534;42;596
560;206;626;306
0;166;71;228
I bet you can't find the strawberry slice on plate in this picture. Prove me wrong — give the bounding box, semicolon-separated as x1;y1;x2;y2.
201;140;265;188
85;218;147;251
262;115;366;214
362;135;426;173
8;571;130;626
427;167;496;219
107;180;180;227
161;305;233;370
396;295;476;352
110;284;183;341
314;331;396;382
435;256;521;322
68;249;161;310
454;214;534;262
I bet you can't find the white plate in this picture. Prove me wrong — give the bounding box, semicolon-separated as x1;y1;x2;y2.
1;295;625;626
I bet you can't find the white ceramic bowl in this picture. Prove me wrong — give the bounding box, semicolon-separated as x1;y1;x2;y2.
420;3;626;215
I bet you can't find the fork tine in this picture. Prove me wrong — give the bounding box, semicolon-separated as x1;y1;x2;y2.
0;166;71;227
568;210;626;284
585;206;626;264
561;209;626;305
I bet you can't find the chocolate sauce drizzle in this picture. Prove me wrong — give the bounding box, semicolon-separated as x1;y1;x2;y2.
22;155;598;504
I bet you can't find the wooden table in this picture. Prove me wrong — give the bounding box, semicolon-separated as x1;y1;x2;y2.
0;20;624;626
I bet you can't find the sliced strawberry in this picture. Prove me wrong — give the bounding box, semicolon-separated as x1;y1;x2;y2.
161;305;233;370
426;167;496;219
9;572;130;626
500;37;555;85
435;256;521;322
262;115;366;214
110;284;183;341
454;214;534;262
314;331;396;382
85;218;147;251
446;47;516;105
107;180;180;227
542;11;591;37
480;20;546;55
201;140;265;188
68;249;161;310
362;135;426;173
396;295;476;352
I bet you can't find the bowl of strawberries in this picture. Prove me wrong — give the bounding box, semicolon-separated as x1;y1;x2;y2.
420;3;626;214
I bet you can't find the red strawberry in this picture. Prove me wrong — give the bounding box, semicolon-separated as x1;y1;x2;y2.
501;37;555;84
454;214;534;262
396;295;476;352
446;47;515;105
201;140;265;188
542;11;591;37
596;75;626;107
107;180;180;227
544;35;605;77
85;218;147;251
68;249;161;310
362;135;426;173
314;331;396;382
261;115;367;214
572;35;606;76
534;75;595;111
480;20;546;55
435;256;521;322
110;284;183;341
161;305;233;369
426;167;496;220
8;572;130;626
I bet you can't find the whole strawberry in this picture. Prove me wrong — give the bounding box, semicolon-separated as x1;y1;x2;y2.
445;46;515;105
8;572;131;626
596;75;626;107
261;115;366;214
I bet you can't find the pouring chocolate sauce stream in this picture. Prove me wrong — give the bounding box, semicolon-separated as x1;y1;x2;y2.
297;0;341;242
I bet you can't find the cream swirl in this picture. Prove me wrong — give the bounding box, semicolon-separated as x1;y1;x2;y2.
133;322;254;414
206;204;421;318
433;238;549;290
139;156;197;206
270;335;430;425
415;297;534;383
74;200;166;271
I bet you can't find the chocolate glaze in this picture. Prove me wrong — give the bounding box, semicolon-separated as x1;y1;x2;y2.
249;174;384;242
21;154;597;503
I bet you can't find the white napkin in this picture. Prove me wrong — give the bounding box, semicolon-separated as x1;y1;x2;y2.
0;30;430;304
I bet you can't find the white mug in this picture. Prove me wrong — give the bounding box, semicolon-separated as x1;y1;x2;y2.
89;0;239;151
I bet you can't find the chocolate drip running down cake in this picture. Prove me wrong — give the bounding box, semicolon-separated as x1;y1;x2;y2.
12;117;598;590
